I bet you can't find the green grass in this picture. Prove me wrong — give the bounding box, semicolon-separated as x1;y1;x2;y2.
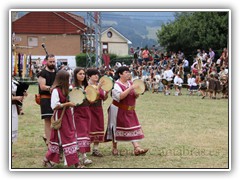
11;85;229;169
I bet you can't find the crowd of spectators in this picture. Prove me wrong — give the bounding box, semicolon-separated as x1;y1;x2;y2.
100;47;229;99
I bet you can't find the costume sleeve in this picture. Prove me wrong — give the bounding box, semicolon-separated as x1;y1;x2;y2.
51;89;60;110
112;83;122;102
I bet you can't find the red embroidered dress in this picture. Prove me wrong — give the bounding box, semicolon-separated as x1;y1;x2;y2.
89;88;105;142
46;88;79;167
73;86;91;153
105;80;144;142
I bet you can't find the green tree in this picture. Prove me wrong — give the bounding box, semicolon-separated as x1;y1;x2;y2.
156;11;229;59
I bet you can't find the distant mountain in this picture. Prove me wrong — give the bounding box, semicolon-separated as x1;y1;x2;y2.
74;11;175;48
16;11;175;48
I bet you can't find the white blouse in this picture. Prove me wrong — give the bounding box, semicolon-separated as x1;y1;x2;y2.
51;88;61;110
112;80;131;102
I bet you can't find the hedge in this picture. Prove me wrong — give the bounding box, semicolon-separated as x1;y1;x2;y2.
75;53;133;68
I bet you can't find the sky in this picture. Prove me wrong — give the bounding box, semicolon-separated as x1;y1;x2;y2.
1;0;238;179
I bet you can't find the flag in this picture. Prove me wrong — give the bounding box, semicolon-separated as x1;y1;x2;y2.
13;52;17;76
29;54;32;78
22;54;27;78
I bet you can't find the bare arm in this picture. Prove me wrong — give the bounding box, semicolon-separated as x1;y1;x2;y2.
38;76;51;92
12;95;23;102
54;102;75;110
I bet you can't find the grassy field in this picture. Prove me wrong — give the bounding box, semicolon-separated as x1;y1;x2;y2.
11;85;229;169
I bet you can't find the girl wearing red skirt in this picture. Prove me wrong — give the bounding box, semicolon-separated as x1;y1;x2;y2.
72;67;92;165
43;70;84;168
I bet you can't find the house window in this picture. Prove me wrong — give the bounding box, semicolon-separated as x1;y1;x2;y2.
28;36;38;47
102;43;108;54
107;31;112;38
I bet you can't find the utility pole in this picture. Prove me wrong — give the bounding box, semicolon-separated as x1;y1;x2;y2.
84;12;101;68
94;12;102;68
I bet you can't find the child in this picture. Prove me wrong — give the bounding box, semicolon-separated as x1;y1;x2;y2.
151;78;159;93
173;73;183;96
187;74;191;91
214;74;222;99
189;74;199;95
208;73;215;99
43;70;84;168
198;76;207;99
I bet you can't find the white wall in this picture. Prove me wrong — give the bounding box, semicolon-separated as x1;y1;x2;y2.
32;55;76;69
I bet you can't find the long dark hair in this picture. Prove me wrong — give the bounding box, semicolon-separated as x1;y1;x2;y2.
73;67;88;88
52;70;70;96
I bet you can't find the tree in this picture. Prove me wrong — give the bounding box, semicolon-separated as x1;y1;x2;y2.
156;11;229;59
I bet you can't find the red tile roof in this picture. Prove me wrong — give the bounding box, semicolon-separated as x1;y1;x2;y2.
12;12;87;34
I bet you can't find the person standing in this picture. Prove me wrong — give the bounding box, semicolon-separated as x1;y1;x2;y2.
72;67;92;165
133;47;140;64
87;69;108;157
12;77;27;143
38;54;56;146
209;48;215;62
142;47;150;65
105;66;148;156
163;65;174;95
43;70;84;168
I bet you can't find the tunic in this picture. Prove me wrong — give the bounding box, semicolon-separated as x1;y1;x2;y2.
39;69;56;119
105;80;144;142
46;88;79;167
73;86;91;153
89;88;105;143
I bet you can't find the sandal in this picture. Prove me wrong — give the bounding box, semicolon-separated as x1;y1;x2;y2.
82;158;92;165
75;163;85;168
42;158;54;168
134;147;148;156
92;149;103;157
112;148;119;156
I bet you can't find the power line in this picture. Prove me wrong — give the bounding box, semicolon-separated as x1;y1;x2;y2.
101;14;175;21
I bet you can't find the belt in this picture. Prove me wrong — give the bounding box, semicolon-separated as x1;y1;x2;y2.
40;94;51;99
112;100;135;111
89;100;102;107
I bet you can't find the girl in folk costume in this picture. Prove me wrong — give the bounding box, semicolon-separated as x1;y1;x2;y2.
87;69;109;157
198;76;208;99
208;73;216;99
213;74;222;99
72;67;92;165
187;73;192;91
163;65;174;95
43;70;84;168
105;66;148;156
220;75;228;99
173;73;183;96
189;74;199;95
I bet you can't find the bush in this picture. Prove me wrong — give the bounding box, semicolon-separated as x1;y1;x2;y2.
75;53;96;68
76;53;133;67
